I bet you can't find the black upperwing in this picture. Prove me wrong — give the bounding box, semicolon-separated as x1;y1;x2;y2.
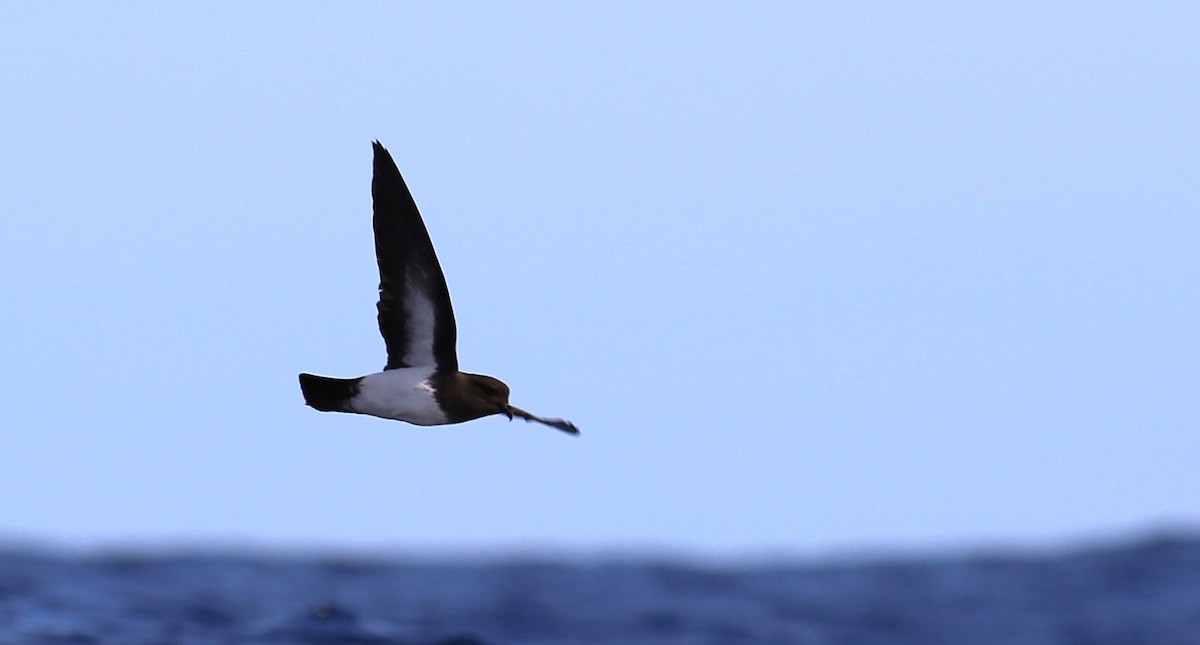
371;141;459;372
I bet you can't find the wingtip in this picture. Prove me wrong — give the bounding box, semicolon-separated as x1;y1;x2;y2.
541;417;582;436
372;141;399;169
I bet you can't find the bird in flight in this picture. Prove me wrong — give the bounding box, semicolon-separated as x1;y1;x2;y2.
299;142;578;435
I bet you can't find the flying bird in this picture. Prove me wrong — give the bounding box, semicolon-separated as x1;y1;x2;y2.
299;142;578;435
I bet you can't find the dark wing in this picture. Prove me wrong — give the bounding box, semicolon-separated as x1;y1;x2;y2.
371;141;458;372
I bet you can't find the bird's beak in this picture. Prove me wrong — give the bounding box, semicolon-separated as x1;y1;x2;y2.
503;405;514;421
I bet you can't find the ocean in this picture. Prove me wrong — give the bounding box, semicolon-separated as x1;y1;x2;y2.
2;533;1199;644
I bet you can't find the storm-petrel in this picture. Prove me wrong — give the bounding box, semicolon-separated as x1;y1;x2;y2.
299;142;578;434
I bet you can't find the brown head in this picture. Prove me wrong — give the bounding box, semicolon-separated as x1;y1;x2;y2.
433;371;579;434
434;372;511;423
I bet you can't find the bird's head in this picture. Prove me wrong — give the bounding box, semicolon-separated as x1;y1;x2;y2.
452;372;578;434
461;373;512;418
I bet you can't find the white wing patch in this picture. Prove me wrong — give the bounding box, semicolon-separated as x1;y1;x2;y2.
403;272;438;368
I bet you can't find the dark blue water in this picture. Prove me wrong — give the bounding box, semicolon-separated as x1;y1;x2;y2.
3;534;1200;644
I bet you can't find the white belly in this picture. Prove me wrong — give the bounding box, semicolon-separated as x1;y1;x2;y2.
348;367;449;426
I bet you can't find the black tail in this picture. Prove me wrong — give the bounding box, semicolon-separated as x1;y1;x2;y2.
299;373;362;412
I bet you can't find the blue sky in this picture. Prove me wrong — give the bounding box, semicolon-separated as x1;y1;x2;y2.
2;4;1197;556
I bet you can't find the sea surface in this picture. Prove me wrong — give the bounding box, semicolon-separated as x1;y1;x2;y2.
2;534;1200;644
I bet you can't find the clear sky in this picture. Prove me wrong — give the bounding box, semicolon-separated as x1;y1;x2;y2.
2;4;1197;557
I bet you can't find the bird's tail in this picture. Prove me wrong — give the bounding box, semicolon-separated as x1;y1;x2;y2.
298;373;361;412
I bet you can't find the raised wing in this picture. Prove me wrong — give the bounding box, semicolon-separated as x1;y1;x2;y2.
371;141;458;372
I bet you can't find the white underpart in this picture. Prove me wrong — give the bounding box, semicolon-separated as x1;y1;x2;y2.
403;273;437;368
349;366;449;425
